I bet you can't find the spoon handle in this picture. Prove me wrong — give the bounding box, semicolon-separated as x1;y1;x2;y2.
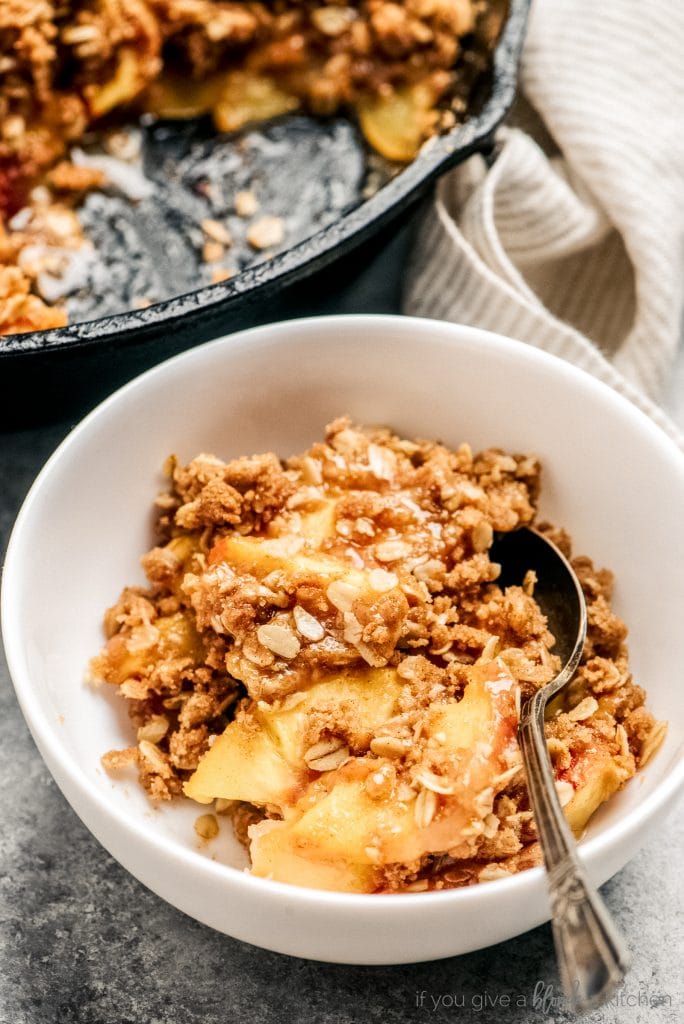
519;690;631;1011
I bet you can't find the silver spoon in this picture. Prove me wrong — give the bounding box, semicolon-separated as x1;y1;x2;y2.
490;526;630;1012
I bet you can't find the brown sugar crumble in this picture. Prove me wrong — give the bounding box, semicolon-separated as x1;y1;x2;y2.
1;1;505;336
91;419;666;893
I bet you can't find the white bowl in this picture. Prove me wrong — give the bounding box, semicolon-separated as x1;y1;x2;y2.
3;315;684;965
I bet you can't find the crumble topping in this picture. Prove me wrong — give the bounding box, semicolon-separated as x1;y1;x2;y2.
91;419;666;893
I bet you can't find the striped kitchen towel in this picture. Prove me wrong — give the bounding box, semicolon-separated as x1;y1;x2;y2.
403;0;684;448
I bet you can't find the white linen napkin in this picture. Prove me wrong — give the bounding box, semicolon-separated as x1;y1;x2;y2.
403;0;684;448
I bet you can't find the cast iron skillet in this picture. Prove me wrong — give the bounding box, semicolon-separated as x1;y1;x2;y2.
0;0;529;425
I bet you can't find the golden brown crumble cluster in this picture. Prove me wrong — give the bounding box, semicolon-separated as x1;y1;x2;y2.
92;419;665;893
1;1;502;335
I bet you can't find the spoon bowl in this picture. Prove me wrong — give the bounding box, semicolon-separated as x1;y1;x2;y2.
491;526;630;1012
490;526;586;685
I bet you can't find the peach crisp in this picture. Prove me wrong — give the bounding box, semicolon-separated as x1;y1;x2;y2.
92;419;666;893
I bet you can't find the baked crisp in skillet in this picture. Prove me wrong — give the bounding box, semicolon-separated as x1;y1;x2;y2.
0;1;504;334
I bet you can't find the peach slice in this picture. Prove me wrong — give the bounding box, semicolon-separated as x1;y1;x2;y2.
249;659;521;890
560;739;632;835
183;667;404;807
